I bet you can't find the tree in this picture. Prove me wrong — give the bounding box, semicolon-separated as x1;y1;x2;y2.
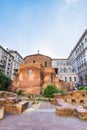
0;69;11;91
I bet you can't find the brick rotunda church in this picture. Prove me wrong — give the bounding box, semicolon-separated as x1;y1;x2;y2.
10;53;73;94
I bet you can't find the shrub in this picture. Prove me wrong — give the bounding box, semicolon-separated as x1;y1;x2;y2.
83;87;87;90
57;89;64;94
17;89;22;95
78;86;87;90
43;85;64;98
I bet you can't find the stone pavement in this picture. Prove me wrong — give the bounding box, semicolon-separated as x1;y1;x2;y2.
0;101;87;130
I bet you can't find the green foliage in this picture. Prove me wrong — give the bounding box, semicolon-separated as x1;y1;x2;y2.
84;87;87;90
17;89;22;95
0;69;11;91
78;86;85;90
78;86;87;90
57;89;64;94
43;85;64;98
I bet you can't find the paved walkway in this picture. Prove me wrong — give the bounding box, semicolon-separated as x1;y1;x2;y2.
0;101;87;130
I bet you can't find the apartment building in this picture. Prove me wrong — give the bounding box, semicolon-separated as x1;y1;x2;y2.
52;59;79;87
68;29;87;86
0;46;14;79
0;46;24;80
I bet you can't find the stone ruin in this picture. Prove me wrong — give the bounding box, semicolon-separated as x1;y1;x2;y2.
0;91;28;119
53;90;87;106
52;90;87;120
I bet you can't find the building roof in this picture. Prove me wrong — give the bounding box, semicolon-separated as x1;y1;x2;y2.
24;53;52;60
0;45;14;58
52;58;68;61
68;29;87;59
8;50;24;60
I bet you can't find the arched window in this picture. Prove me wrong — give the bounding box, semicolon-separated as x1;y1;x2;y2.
74;77;76;81
68;67;71;72
69;77;72;82
45;61;47;67
60;68;62;73
28;70;32;75
33;60;35;63
65;77;67;82
72;99;76;104
63;68;67;73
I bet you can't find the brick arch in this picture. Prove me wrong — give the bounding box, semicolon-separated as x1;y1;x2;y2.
71;99;76;104
80;100;84;105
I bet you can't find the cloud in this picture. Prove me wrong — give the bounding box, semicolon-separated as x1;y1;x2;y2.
66;0;78;3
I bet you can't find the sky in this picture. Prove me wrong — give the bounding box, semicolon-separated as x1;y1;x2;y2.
0;0;87;58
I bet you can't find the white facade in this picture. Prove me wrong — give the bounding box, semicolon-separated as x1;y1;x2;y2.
0;46;14;79
0;46;24;80
68;30;87;86
52;59;79;87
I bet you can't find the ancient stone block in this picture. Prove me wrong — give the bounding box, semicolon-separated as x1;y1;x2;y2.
56;107;76;116
0;98;6;106
76;106;87;120
0;107;4;119
5;97;18;104
56;98;87;120
5;101;29;114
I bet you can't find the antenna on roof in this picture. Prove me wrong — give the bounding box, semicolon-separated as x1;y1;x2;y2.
37;50;40;54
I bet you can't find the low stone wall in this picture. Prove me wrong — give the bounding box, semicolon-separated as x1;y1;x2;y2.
0;91;17;98
56;99;87;120
54;90;87;107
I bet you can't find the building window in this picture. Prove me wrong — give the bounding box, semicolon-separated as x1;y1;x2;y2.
85;38;87;42
28;70;32;75
63;68;67;73
33;60;35;63
55;68;58;74
59;68;62;73
45;61;47;67
74;77;76;81
68;67;71;72
65;77;67;82
69;77;72;82
82;43;84;49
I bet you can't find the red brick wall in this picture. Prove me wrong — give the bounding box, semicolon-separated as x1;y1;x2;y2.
16;64;42;94
24;54;52;67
